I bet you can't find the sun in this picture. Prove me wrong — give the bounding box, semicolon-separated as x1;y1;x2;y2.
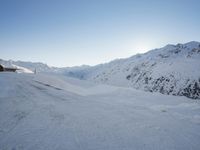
132;38;157;53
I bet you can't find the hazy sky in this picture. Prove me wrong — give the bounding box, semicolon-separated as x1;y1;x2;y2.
0;0;200;67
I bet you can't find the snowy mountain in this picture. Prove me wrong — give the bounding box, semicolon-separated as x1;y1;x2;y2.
63;41;200;99
0;59;91;75
1;41;200;99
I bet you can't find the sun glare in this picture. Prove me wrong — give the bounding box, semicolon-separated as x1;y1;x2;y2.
133;40;155;53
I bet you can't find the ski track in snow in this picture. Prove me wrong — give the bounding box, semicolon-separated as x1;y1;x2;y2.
0;73;200;150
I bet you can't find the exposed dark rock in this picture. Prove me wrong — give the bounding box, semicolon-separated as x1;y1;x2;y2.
126;75;131;80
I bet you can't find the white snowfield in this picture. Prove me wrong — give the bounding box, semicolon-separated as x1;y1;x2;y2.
0;73;200;150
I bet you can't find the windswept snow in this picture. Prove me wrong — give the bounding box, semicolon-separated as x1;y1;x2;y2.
0;73;200;150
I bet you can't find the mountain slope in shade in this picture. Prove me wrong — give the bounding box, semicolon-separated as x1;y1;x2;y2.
65;41;200;99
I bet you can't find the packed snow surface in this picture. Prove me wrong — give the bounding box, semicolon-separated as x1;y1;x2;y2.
0;73;200;150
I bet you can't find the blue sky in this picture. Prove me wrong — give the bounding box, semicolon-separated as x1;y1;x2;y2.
0;0;200;67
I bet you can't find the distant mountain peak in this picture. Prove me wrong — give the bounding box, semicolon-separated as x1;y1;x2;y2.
61;41;200;99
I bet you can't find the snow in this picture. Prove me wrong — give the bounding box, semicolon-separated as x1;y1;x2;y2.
61;41;200;99
12;64;33;74
33;74;119;96
0;60;33;73
0;72;200;150
1;41;200;99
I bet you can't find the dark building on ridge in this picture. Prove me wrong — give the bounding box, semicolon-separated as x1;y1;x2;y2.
0;65;4;72
0;64;18;72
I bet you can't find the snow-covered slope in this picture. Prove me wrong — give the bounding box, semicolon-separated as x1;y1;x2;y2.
0;73;200;150
66;41;200;99
1;41;200;99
